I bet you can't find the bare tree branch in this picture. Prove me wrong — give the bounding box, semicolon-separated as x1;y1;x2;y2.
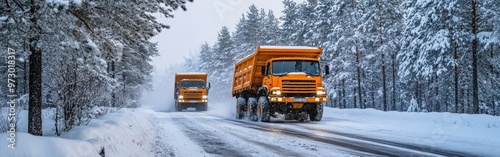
67;9;94;34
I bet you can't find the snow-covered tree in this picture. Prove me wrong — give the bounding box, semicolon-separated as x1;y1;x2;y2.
187;0;499;115
211;26;234;97
280;0;301;45
263;10;280;45
0;0;193;135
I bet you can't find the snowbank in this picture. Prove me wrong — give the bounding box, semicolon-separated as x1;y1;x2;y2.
320;108;500;155
1;108;161;157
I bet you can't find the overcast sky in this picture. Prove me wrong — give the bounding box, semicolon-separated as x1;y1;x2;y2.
150;0;304;71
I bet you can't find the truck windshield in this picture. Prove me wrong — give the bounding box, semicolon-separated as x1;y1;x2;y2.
180;81;205;88
272;60;320;76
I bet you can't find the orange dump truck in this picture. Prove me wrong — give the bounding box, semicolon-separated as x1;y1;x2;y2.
174;73;210;111
232;46;329;122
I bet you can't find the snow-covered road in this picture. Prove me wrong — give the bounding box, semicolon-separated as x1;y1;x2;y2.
150;107;491;157
3;103;498;157
154;111;350;156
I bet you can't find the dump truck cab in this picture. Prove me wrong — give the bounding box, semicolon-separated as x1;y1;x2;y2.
232;46;329;122
262;58;328;104
174;73;209;111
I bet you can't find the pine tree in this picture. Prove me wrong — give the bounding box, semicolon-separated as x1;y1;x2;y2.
1;0;193;135
280;0;300;45
198;42;214;72
263;10;280;45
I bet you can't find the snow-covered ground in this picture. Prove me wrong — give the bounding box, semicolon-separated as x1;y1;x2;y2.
1;102;499;156
1;108;165;157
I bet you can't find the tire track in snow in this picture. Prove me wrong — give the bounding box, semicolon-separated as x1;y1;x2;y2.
147;112;177;157
224;131;306;157
169;114;249;157
207;111;477;157
226;119;434;156
167;112;348;156
294;124;479;157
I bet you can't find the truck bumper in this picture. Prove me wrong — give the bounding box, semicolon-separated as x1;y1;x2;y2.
269;97;327;103
178;99;208;103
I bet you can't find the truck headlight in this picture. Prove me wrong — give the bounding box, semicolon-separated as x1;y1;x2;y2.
178;95;184;99
202;95;208;99
271;90;281;95
316;90;326;95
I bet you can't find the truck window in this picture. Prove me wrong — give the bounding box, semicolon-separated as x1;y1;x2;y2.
272;60;320;76
180;81;206;88
266;62;270;76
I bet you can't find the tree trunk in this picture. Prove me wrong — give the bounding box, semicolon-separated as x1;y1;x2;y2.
416;81;420;106
342;79;346;109
471;0;479;114
454;44;459;113
435;73;440;112
371;85;375;109
28;0;43;136
111;60;116;107
24;58;28;95
490;45;495;115
378;0;388;111
392;51;397;111
353;88;357;108
355;46;362;109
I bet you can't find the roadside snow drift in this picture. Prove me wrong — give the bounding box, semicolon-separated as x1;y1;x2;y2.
1;108;162;157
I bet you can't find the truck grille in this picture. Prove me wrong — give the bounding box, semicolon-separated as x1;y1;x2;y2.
281;80;316;96
183;91;202;99
184;91;202;94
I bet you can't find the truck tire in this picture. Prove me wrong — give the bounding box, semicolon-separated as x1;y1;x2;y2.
236;97;246;119
248;97;258;121
202;103;208;111
309;103;323;121
175;102;181;111
258;96;270;122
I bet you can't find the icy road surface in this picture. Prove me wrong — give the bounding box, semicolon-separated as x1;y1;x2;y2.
150;106;494;157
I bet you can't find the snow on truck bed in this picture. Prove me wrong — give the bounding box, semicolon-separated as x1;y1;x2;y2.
259;45;321;49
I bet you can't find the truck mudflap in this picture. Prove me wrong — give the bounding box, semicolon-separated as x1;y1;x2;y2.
269;97;328;103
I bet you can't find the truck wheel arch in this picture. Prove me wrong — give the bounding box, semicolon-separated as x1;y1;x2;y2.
258;86;268;96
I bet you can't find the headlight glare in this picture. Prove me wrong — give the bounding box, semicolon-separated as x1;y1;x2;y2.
317;90;326;95
272;90;281;95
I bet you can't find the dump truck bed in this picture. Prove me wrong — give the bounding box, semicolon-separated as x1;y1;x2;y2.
232;46;323;96
175;73;208;84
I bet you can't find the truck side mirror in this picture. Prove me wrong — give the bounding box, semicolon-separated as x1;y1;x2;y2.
325;65;330;76
207;83;211;94
261;66;266;76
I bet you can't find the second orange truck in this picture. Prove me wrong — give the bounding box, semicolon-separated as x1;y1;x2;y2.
231;46;329;122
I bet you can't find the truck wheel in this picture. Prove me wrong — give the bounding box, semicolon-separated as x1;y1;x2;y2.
175;102;181;111
202;103;208;111
236;97;246;119
258;96;270;122
309;103;323;121
248;97;258;121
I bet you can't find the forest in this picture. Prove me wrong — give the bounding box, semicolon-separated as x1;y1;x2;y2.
0;0;192;135
1;0;499;136
183;0;499;116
